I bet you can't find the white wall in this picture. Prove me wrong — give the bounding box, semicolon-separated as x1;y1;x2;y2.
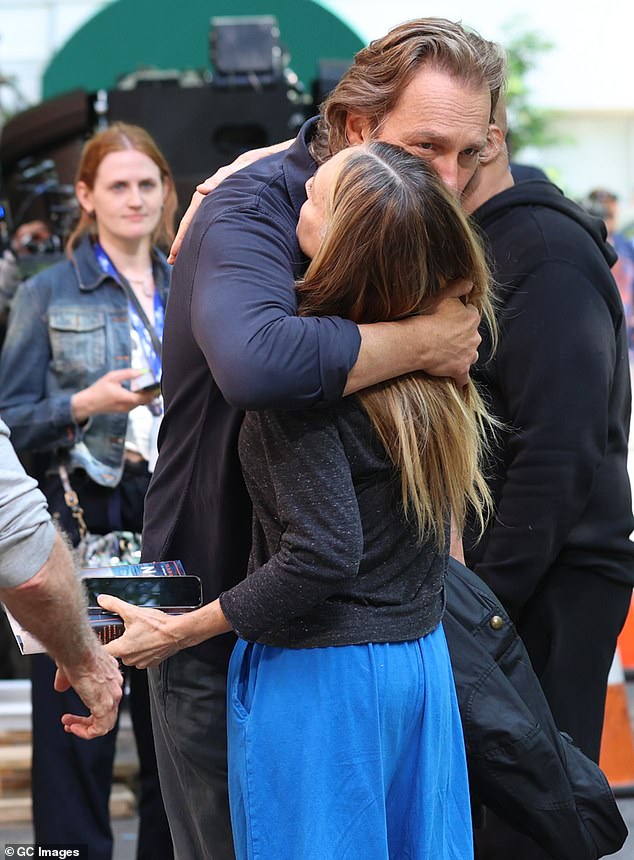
528;113;634;206
322;0;634;111
0;0;113;110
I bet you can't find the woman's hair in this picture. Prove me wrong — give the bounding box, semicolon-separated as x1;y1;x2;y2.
311;18;507;163
297;141;497;547
66;122;177;253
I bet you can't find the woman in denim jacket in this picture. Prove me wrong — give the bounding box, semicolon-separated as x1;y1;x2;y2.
0;123;177;860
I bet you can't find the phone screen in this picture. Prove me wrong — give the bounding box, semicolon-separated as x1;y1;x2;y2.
82;575;202;609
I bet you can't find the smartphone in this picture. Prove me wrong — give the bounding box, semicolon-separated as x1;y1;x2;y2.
130;370;160;394
82;575;202;610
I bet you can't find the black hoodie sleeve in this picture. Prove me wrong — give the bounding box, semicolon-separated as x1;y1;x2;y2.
470;256;627;614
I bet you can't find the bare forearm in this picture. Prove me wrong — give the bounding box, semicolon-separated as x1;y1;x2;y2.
2;531;123;739
344;297;481;394
173;599;233;648
344;321;433;394
2;531;99;667
450;515;465;564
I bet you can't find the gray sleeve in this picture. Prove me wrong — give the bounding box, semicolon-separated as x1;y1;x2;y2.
0;418;56;589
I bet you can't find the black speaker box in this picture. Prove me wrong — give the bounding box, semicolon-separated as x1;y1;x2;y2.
107;84;308;211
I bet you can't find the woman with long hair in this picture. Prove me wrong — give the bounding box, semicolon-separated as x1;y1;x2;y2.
0;122;177;860
95;141;495;860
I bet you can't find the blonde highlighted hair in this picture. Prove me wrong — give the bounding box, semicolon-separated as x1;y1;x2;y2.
297;142;496;547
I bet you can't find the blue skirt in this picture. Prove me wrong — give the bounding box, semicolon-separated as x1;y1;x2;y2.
226;624;473;859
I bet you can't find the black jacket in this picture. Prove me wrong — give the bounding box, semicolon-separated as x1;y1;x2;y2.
444;558;627;859
465;180;634;614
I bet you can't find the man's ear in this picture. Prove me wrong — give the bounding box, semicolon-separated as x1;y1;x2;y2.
345;113;372;144
479;124;506;165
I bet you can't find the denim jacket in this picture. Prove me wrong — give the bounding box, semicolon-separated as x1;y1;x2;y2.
0;235;170;487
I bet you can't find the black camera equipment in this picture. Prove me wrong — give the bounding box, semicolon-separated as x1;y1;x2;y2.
13;157;77;246
209;15;285;88
0;158;77;280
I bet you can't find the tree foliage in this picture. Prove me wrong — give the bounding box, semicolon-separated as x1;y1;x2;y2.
501;19;562;157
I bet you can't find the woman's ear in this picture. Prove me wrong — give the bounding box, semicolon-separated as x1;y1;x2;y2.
75;181;93;215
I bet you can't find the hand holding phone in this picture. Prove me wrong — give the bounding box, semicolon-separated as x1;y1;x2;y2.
130;369;160;394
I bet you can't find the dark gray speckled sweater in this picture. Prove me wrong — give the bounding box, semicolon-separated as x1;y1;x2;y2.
219;397;446;647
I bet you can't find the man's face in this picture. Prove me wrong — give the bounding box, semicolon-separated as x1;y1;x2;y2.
345;65;491;197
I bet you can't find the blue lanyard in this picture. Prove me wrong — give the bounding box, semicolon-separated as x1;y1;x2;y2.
93;242;164;382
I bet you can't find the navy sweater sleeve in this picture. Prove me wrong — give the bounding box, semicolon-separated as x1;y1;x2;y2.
219;408;364;639
189;196;360;411
472;258;620;611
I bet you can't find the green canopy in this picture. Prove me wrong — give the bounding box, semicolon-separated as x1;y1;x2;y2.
43;0;364;100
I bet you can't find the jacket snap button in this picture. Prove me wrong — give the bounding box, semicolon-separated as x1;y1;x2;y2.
489;615;505;630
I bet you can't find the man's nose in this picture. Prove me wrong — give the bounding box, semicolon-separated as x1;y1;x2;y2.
435;157;460;196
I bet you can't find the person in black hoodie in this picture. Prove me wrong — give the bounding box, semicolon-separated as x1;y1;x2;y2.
462;101;634;857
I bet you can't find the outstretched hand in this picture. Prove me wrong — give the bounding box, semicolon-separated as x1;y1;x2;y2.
56;647;123;739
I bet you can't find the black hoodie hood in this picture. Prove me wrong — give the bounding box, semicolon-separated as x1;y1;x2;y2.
473;178;617;268
465;175;634;608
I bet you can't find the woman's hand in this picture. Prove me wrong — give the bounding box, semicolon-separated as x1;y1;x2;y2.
99;594;233;669
98;594;186;669
71;368;157;423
